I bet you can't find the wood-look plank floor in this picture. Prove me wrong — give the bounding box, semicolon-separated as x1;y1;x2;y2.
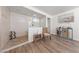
6;35;79;53
3;36;28;50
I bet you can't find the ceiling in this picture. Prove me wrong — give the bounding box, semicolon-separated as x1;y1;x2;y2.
8;6;45;19
33;6;78;16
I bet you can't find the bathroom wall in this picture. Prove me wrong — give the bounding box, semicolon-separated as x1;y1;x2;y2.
50;8;79;41
0;7;10;49
0;7;2;49
10;12;32;37
50;16;58;35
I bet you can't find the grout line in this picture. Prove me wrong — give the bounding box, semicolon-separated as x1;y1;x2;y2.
0;41;32;53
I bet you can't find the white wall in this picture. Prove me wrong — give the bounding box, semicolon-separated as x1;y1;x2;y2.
0;7;2;49
10;12;32;37
51;8;79;41
0;7;10;49
50;16;58;35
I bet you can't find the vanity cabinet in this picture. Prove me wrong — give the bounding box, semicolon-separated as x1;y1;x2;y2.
61;28;68;38
57;27;73;40
28;27;42;42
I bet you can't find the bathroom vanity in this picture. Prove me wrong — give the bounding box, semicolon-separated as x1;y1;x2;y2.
28;27;42;42
56;27;73;40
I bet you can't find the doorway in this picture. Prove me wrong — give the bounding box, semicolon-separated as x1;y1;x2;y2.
47;18;51;33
